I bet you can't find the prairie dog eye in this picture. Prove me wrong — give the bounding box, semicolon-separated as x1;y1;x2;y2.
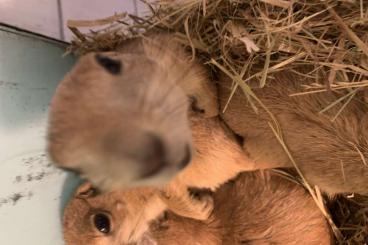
95;54;122;75
92;213;111;234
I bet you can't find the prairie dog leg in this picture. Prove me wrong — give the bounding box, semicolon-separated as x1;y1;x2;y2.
161;155;255;220
160;177;214;221
172;153;256;190
161;115;257;220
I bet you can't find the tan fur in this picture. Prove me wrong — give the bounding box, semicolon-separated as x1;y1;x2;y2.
47;33;218;192
219;71;368;194
48;33;254;221
63;171;332;245
160;112;256;220
63;183;166;244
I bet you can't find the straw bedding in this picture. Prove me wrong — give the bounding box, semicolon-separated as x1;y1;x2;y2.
65;0;368;243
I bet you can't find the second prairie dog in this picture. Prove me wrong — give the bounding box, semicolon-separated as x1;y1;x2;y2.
63;171;332;245
219;71;368;194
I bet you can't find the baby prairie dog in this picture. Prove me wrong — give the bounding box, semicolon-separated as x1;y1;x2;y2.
63;171;332;245
219;71;368;195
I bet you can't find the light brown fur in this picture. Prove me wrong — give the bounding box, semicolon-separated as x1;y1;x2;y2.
47;33;254;220
219;71;368;194
63;171;332;245
160;112;256;220
48;34;218;191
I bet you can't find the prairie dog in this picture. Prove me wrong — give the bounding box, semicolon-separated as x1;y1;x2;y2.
63;171;332;245
48;34;218;191
48;33;253;220
219;71;368;194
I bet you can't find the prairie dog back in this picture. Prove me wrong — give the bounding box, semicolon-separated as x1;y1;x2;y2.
63;171;332;245
219;71;368;194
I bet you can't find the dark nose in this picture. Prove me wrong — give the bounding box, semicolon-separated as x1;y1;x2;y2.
139;133;167;177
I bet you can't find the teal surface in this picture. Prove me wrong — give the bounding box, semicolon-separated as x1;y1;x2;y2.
0;26;81;244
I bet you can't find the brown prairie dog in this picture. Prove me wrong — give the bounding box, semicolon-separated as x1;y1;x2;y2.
47;33;254;220
63;171;332;245
219;71;368;195
48;33;219;191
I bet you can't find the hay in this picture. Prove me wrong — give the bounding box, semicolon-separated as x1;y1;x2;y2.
66;0;368;243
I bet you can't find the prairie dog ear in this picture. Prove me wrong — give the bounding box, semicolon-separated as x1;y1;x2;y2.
194;78;219;118
138;232;158;245
183;67;219;118
75;182;98;198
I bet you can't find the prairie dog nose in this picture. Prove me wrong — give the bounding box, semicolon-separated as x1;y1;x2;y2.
139;133;166;177
102;130;167;178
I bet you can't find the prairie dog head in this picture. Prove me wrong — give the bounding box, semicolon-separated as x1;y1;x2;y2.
48;34;218;191
63;182;220;245
63;183;167;245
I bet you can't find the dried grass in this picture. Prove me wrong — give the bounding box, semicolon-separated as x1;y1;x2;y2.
66;0;368;243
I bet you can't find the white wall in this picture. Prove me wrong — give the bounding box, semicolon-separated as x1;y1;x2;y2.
0;0;149;41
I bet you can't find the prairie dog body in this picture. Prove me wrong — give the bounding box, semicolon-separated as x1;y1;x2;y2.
63;171;332;245
219;72;368;194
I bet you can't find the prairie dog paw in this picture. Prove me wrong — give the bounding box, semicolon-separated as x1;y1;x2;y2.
158;187;214;221
187;188;214;220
